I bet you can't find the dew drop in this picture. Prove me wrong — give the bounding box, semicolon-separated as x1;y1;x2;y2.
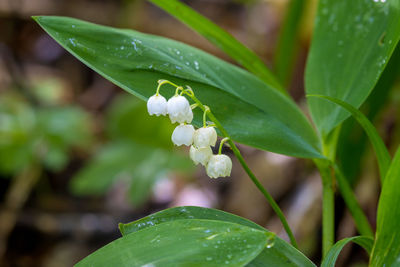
194;60;200;70
131;41;138;51
68;38;77;47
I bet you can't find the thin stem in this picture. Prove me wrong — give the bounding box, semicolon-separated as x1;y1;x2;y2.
334;164;373;237
183;91;298;248
218;137;230;155
231;144;298;248
203;106;210;127
314;159;335;258
156;79;181;95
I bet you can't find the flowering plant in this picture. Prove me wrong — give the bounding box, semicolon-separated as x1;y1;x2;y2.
33;0;400;266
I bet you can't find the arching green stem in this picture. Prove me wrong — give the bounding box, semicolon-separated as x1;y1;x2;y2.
183;87;298;248
218;137;230;155
156;79;180;95
203;106;210;127
156;81;298;248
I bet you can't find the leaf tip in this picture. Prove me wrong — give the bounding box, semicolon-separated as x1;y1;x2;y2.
118;223;125;235
31;16;40;22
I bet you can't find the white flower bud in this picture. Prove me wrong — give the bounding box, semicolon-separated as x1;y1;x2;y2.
190;146;212;166
206;154;232;178
171;124;195;146
147;94;168;116
167;95;193;123
194;127;217;148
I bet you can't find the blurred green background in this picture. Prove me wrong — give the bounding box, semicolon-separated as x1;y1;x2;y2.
0;0;399;266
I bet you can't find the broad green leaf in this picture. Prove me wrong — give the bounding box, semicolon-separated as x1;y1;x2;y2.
371;147;400;267
306;0;400;137
70;142;152;195
307;95;391;181
106;94;174;149
274;0;308;85
337;43;400;185
34;16;323;159
321;236;373;267
76;219;269;267
70;142;191;205
119;206;316;267
0;93;92;174
148;0;284;93
127;150;192;206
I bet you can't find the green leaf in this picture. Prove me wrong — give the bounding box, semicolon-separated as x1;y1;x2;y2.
148;0;284;93
321;236;373;267
106;94;174;149
119;206;316;267
70;142;191;206
306;0;400;136
70;142;151;195
127;150;192;206
337;43;400;185
76;219;269;267
33;16;323;159
37;106;93;171
370;147;400;267
274;0;308;85
307;95;391;181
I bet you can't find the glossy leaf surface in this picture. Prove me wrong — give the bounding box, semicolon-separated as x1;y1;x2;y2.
306;0;400;136
119;206;316;267
321;236;373;267
337;44;400;185
34;16;322;159
371;147;400;266
148;0;283;92
76;219;268;267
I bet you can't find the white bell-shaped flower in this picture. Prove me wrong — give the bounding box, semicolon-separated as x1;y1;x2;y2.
147;94;168;116
206;154;232;178
167;95;193;123
190;145;212;166
194;127;217;148
171;124;195;146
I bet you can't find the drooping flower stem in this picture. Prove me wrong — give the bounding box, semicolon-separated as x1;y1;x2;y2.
218;137;230;155
202;106;210;127
182;86;298;248
155;80;298;247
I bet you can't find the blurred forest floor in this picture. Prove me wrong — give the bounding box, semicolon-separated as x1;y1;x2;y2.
0;0;399;266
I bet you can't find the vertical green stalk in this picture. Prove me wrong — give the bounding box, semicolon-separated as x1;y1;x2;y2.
334;164;373;237
314;159;334;258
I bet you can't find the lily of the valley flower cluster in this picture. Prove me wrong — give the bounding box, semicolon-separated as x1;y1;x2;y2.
147;80;232;178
